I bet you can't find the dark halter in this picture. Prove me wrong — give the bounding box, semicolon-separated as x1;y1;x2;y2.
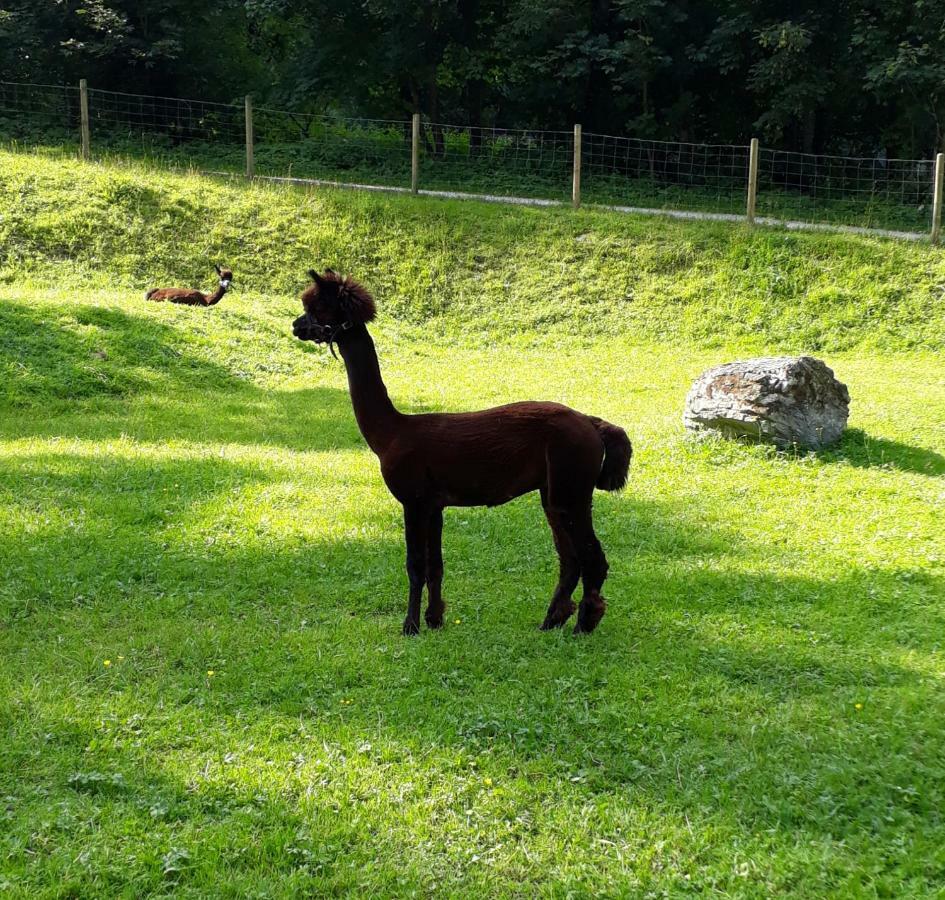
320;319;354;358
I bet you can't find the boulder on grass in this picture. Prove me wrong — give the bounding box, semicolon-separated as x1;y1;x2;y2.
684;356;849;450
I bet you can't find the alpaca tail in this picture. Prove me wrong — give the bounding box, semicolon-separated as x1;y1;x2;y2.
587;416;632;491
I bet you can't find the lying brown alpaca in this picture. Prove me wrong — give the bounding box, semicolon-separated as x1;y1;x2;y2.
293;269;632;636
145;264;233;306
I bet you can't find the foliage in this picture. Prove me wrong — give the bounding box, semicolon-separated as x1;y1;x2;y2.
3;0;945;156
0;0;263;99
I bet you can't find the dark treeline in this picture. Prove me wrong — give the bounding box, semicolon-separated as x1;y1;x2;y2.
1;0;943;157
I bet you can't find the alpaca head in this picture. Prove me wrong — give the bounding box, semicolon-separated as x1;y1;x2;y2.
293;269;376;345
213;264;234;291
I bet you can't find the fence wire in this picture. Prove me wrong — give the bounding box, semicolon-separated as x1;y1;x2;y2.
757;149;932;232
86;88;245;171
582;133;749;215
0;80;940;237
253;107;411;186
418;123;573;200
0;81;80;146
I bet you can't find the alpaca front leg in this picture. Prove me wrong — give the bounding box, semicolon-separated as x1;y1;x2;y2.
402;503;429;635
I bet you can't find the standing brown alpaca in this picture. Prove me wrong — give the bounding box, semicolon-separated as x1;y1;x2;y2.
145;264;233;306
293;269;632;636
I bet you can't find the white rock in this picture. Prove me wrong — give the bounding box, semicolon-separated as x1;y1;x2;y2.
684;356;850;449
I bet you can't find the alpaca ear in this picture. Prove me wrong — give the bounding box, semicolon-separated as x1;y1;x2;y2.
214;264;222;275
325;267;336;276
308;268;323;285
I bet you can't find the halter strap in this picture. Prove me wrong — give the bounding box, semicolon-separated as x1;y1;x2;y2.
327;320;354;358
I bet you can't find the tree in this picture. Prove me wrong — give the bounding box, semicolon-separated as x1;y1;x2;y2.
857;0;945;156
1;0;942;157
0;0;260;100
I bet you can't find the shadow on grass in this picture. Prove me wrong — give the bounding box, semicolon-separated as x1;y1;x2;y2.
0;448;744;637
0;300;236;403
5;706;508;895
0;386;366;452
0;448;399;625
818;427;945;476
5;551;943;893
0;298;366;451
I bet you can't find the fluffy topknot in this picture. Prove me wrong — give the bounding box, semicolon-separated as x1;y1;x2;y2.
305;268;377;323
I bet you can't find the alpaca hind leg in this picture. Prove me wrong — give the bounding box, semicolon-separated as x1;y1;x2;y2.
425;507;445;629
402;503;430;636
539;487;580;630
573;504;609;635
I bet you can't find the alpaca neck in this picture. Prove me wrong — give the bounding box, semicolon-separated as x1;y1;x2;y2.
205;283;228;306
337;326;401;454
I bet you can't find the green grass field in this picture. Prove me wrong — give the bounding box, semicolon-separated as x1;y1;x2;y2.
1;150;944;896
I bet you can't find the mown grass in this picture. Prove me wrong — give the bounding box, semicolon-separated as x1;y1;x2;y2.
0;149;944;896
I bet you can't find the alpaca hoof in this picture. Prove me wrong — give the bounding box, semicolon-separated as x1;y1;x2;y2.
540;599;576;630
402;618;420;636
574;593;606;634
425;602;445;629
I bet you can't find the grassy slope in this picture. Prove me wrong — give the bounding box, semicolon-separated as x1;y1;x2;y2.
3;150;945;352
0;149;944;896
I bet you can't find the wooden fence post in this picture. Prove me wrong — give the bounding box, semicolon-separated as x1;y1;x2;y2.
79;79;90;161
411;113;420;193
932;153;944;244
244;95;254;178
572;124;582;209
746;137;759;224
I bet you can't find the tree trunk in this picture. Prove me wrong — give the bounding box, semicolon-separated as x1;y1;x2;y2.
468;80;483;152
802;109;816;154
428;71;445;158
459;0;484;150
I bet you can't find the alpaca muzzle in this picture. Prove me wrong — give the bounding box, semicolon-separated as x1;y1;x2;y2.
292;316;325;342
292;317;353;357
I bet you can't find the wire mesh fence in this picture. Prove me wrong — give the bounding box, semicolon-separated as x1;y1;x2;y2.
756;149;933;233
253;107;411;187
0;81;80;149
86;88;245;171
0;79;941;239
418;123;573;200
582;134;749;215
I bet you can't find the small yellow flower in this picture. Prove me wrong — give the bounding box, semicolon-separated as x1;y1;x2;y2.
103;659;111;667
854;702;863;710
483;777;493;787
454;619;461;625
207;670;215;677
